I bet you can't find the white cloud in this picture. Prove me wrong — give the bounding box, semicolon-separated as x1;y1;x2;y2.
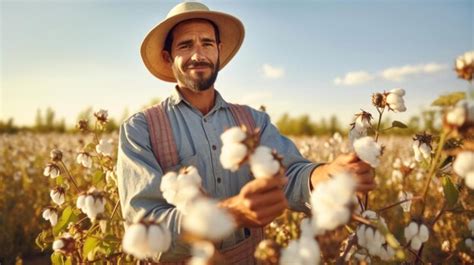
381;63;447;81
262;64;285;79
334;71;374;86
334;62;448;86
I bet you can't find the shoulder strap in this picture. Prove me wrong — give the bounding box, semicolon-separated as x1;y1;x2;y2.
228;103;256;133
143;102;179;171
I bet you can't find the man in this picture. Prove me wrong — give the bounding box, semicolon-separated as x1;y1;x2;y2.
117;1;375;263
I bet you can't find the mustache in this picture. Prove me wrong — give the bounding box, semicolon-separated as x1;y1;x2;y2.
186;60;214;69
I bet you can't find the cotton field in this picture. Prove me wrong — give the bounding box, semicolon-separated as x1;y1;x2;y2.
1;51;473;264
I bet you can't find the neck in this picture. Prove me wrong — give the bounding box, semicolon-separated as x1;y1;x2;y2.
177;85;216;115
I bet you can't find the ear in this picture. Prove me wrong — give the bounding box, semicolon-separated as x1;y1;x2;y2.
161;50;172;65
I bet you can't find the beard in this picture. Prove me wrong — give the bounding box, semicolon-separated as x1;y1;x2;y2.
172;58;220;92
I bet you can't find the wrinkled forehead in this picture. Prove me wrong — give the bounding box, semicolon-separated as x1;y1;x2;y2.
171;19;217;40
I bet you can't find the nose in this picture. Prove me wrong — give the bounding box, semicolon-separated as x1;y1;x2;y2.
191;46;206;62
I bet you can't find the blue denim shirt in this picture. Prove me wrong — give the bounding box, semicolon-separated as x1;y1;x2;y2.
116;87;318;261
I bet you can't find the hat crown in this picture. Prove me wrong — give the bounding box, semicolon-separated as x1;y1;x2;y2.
166;2;210;19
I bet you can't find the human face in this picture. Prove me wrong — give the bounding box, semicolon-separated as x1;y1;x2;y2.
166;19;221;92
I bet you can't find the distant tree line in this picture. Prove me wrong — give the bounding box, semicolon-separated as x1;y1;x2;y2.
1;104;440;136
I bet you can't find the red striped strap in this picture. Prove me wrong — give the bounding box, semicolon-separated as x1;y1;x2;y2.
144;103;179;171
228;103;256;133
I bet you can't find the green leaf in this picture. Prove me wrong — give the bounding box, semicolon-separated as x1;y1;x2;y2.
431;91;466;107
56;175;64;186
442;175;459;207
35;230;49;251
65;257;73;265
53;206;79;236
392;120;408;129
83;236;101;259
51;252;64;265
92;170;105;186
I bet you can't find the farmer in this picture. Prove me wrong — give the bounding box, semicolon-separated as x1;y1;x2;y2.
117;1;375;263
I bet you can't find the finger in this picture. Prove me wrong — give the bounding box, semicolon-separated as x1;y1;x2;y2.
246;190;286;210
349;161;373;173
337;152;360;164
356;183;377;192
243;177;288;195
355;171;375;184
254;199;288;221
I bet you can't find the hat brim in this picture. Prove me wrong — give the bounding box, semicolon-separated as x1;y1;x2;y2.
141;11;245;82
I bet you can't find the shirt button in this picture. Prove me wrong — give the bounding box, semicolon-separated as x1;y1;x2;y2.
212;145;217;150
203;118;207;122
217;177;222;183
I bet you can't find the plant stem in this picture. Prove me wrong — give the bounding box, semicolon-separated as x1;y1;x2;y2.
421;130;449;215
59;160;80;192
375;196;422;213
374;107;385;142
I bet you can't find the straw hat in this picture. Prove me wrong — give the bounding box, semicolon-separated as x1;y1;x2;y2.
141;2;245;82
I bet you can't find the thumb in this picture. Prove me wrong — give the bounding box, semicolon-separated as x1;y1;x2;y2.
337;152;360;164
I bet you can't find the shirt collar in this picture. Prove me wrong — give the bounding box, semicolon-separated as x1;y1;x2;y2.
169;85;229;109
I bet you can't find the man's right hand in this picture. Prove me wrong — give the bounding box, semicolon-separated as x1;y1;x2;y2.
218;177;288;227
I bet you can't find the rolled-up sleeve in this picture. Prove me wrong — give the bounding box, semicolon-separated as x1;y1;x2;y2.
254;111;321;214
116;113;190;261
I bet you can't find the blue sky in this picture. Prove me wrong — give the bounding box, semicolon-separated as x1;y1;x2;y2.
1;0;472;127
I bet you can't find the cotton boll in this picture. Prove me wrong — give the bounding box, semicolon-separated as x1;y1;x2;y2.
76;194;85;210
183;198;236;241
353;136;382;167
220;143;248;171
446;106;467;126
418;224;429;242
122;223;148;259
160;172;178;192
52;239;65;251
453;151;474;177
249;146;280;178
147;224;166;253
469;219;474;233
410;237;423;250
96;138;114;156
390;88;406;96
404;222;418;242
465;172;474;189
220;127;246;144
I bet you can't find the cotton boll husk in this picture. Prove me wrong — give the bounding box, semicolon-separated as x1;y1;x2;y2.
453;151;474;177
183;198;235;241
353;136;381;167
249;146;280;178
220;143;248;171
220;127;246;144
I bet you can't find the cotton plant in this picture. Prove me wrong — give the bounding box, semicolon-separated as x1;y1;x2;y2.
279;218;321;265
404;221;430;250
412;133;433;163
50;187;66;206
76;187;106;222
35;109;126;264
355;211;395;261
122;210;172;261
455;50;474;81
42;207;59;226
